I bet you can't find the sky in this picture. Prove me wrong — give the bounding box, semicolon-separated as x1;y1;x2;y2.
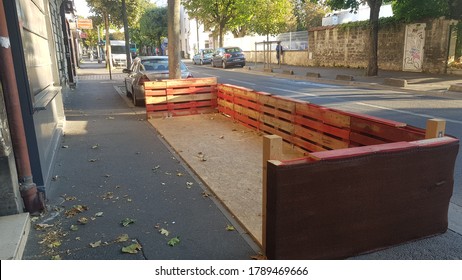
73;0;167;18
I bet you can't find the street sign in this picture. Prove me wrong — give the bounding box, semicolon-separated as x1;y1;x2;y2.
77;19;93;30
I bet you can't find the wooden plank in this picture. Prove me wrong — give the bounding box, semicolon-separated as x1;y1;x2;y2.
294;115;350;140
296;103;350;128
166;93;215;103
167;86;215;96
164;77;217;88
309;142;416;160
425;119;446;139
144;81;167;90
260;114;294;134
294;125;349;150
144;89;166;97
350;117;424;142
259;95;296;113
262;135;283;255
145;96;167;104
234;104;260;120
349;131;387;146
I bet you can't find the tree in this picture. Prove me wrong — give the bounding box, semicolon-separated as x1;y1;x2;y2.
139;7;168;51
325;0;384;76
392;0;449;21
250;0;296;38
182;0;254;47
304;1;330;29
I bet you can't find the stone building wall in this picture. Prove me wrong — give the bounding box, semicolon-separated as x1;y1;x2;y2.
244;18;458;74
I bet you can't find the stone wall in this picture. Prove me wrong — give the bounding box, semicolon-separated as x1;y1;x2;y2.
244;18;458;74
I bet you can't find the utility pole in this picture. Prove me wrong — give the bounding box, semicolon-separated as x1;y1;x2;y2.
168;0;180;79
104;12;112;80
122;0;131;68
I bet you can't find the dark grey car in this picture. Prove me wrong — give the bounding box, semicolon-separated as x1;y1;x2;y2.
211;47;246;69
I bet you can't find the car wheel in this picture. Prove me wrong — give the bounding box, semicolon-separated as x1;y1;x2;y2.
222;61;227;69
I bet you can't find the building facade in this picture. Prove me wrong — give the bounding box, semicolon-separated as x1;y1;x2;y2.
0;0;77;216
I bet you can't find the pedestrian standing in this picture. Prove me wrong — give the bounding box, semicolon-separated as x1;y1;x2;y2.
276;42;284;65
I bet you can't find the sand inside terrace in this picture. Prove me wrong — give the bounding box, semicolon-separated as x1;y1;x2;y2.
148;113;305;245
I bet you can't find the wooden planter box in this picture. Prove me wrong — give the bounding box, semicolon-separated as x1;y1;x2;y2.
145;78;459;259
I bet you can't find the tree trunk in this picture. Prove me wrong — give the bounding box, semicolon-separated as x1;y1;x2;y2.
366;0;382;76
219;22;225;47
168;0;180;79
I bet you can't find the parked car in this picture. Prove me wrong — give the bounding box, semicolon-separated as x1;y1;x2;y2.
192;48;214;65
211;47;246;68
123;56;193;106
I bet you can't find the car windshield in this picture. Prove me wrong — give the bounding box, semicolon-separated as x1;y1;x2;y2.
224;48;241;53
140;59;187;71
203;49;213;54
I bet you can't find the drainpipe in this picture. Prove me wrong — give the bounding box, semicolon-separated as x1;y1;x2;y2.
0;0;44;215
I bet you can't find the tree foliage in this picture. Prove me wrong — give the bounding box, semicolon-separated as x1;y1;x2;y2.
391;0;452;22
250;0;296;37
139;6;168;49
303;1;331;29
182;0;254;47
86;0;147;28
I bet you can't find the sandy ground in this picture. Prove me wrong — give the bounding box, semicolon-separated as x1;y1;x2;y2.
148;113;304;244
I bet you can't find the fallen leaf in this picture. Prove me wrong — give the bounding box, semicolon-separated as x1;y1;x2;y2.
75;237;81;241
51;255;61;260
226;225;235;231
167;237;180;247
94;212;104;217
152;165;161;171
35;223;53;230
186;182;193;188
115;234;129;243
121;242;142;254
70;225;78;231
101;192;114;200
48;241;61;248
176;172;184;176
61;145;69;149
88;159;97;162
104;174;111;178
91;144;99;149
78;217;89;224
107;116;115;120
219;135;224;139
89;240;102;248
64;196;77;201
127;198;132;202
52;175;59;181
201;192;211;198
65;205;88;217
121;218;135;227
159;228;170;236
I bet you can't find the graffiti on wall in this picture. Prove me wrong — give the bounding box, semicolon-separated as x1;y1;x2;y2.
403;23;426;72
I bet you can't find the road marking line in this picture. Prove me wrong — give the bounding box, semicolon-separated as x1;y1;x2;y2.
355;102;462;124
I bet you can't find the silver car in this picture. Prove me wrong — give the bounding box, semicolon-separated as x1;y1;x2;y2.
192;48;214;65
123;56;193;106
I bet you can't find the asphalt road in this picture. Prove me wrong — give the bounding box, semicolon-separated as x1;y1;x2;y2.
187;63;462;206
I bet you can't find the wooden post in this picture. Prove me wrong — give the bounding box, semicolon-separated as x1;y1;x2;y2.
262;135;282;254
425;119;446;139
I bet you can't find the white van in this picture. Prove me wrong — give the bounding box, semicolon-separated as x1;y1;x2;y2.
109;40;127;67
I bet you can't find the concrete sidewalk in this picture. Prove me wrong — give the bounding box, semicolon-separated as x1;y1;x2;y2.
21;60;259;260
